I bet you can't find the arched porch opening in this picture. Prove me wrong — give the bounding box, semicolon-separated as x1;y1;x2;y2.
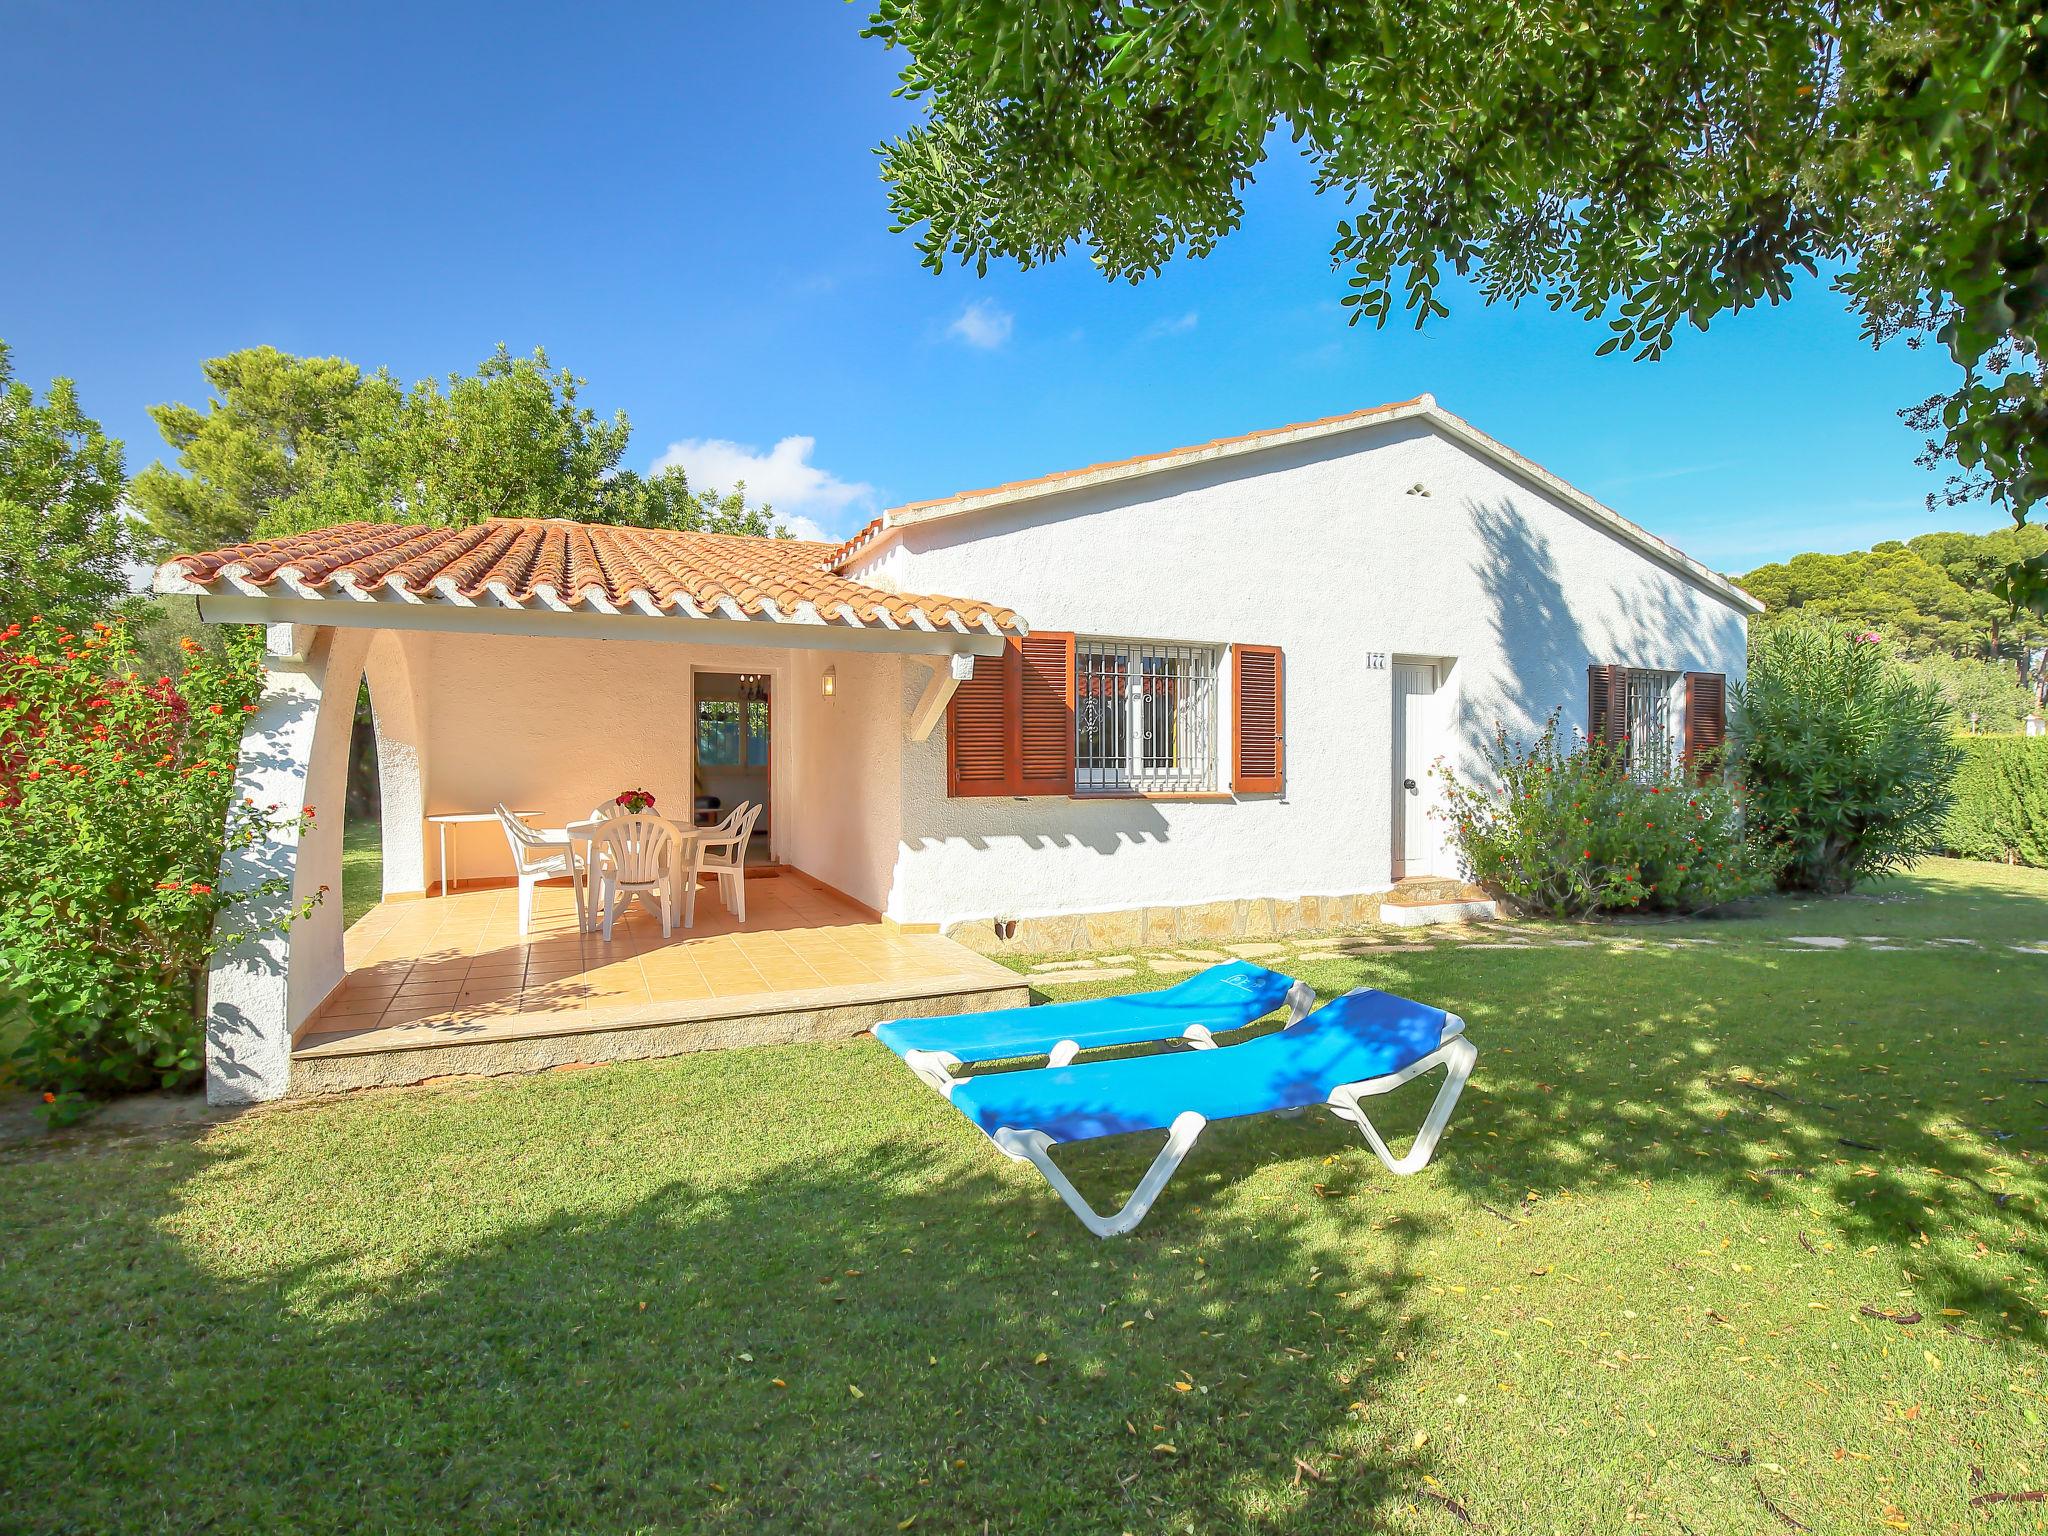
341;631;429;922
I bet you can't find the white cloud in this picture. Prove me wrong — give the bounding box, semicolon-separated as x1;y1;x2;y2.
1144;310;1200;339
777;514;833;543
649;435;874;537
947;299;1014;349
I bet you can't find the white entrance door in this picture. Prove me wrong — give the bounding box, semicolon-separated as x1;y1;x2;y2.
1391;661;1442;878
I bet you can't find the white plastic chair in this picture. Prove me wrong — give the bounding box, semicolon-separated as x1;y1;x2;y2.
686;803;748;882
590;814;677;940
496;804;578;935
686;802;762;927
575;803;631;890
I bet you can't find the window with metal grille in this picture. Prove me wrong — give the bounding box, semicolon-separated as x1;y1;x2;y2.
1624;669;1679;781
1075;640;1220;793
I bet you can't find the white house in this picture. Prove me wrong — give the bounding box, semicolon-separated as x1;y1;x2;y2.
157;395;1759;1103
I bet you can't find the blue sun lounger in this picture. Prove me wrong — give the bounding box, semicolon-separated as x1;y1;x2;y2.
874;960;1314;1094
888;986;1476;1238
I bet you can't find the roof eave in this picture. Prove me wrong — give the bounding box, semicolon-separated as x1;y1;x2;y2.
167;587;1014;656
885;398;1435;532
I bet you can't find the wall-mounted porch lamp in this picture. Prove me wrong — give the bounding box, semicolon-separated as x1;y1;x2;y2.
822;665;837;699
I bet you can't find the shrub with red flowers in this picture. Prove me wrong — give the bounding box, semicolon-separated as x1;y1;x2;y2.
0;615;308;1120
1435;713;1776;918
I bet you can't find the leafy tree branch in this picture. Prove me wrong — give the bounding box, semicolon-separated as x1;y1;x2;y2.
866;0;2048;605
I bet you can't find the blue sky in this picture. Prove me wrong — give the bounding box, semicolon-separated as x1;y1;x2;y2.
1;0;1994;572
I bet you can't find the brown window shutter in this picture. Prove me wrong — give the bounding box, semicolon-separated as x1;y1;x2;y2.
1683;671;1727;778
1013;631;1076;795
1587;663;1627;745
946;648;1012;797
1232;643;1285;794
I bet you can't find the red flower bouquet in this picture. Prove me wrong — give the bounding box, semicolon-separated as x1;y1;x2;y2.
614;787;657;814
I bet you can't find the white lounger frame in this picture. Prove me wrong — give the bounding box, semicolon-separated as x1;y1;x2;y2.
900;984;1475;1239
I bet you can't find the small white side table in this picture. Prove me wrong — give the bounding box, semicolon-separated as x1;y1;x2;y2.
428;810;538;893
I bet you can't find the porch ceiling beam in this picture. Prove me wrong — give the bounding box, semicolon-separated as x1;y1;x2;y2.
191;594;1007;658
907;653;977;742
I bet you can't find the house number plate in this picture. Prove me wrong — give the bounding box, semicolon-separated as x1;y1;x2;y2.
1363;652;1387;670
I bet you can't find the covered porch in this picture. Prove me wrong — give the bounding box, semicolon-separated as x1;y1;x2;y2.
156;518;1024;1103
292;876;1026;1095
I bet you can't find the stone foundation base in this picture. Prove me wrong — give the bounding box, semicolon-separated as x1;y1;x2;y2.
945;892;1392;956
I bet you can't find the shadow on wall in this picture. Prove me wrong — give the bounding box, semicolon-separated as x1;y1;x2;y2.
1463;498;1591;747
205;694;311;1068
901;797;1172;857
1461;497;1747;760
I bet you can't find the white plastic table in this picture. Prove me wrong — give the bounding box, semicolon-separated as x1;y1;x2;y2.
563;817;709;932
428;810;539;894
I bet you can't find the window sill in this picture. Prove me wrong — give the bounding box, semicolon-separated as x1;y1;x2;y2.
1072;791;1234;803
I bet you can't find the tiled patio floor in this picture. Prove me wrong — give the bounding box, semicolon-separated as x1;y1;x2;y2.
295;874;1024;1073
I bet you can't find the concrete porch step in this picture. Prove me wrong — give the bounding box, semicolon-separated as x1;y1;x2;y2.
1382;877;1498;928
1382;897;1500;928
291;969;1030;1095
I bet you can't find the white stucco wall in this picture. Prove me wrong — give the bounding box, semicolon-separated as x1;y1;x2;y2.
779;649;903;913
421;632;702;875
853;417;1751;927
387;630;901;909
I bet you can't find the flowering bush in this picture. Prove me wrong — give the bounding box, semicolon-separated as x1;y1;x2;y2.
1734;618;1960;893
1436;714;1773;917
0;616;308;1121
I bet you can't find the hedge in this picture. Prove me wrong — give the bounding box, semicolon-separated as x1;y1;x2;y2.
1941;735;2048;867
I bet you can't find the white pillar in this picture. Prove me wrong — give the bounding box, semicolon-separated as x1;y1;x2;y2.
204;625;368;1104
364;630;430;897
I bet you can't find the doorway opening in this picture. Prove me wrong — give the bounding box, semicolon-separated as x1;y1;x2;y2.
693;671;774;866
1391;657;1450;880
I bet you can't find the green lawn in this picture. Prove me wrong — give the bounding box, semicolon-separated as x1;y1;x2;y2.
341;815;384;929
2;859;2044;1532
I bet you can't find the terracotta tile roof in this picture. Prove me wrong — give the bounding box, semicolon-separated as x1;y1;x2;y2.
155;518;1025;634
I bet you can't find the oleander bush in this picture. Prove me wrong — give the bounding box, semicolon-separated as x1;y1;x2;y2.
1941;735;2048;867
0;615;308;1121
1437;714;1771;918
1733;618;1960;894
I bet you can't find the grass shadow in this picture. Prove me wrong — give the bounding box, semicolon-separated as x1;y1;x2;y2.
3;1082;1445;1533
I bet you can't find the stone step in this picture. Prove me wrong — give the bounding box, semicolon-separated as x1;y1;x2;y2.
1381;897;1500;928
